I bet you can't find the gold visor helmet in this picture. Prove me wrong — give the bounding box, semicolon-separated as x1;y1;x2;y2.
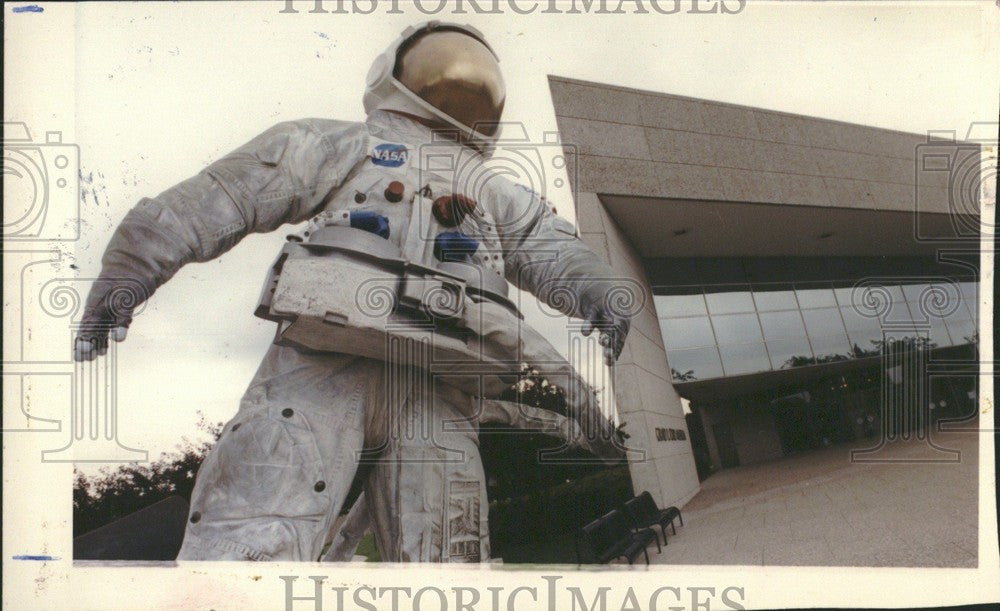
363;22;506;156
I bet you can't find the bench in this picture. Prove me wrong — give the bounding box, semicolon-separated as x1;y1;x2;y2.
575;509;659;565
623;491;683;546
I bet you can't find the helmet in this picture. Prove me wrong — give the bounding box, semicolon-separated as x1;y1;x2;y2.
364;21;505;156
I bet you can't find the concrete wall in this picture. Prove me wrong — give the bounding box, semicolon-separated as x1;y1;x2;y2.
549;75;968;216
696;401;783;470
575;192;701;509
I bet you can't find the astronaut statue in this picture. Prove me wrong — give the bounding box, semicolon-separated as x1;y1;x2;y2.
75;22;632;562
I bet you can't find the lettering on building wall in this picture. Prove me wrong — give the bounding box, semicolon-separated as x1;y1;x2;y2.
654;427;686;442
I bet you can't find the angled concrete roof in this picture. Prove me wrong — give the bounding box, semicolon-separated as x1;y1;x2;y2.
548;75;984;213
548;75;981;257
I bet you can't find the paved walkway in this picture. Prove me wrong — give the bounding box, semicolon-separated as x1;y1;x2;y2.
649;423;980;567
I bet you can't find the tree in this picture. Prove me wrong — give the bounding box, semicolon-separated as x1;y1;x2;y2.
74;365;626;537
499;364;569;416
73;413;221;537
671;368;697;382
498;363;626;445
872;335;936;355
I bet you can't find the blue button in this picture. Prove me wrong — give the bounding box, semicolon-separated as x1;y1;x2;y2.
434;232;480;262
349;210;390;239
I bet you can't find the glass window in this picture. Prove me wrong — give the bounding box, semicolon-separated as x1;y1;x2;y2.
902;283;932;303
955;282;978;322
883;299;917;325
752;289;798;312
705;289;755;315
944;318;977;346
801;308;847;337
848;328;885;358
834;283;903;306
810;334;850;361
711;313;763;345
960;281;978;313
659;317;716;351
965;296;978;323
883;284;906;303
795;286;836;309
833;286;855;308
960;280;977;298
907;293;965;325
767;337;813;370
839;306;881;331
920;283;964;318
921;289;964;323
888;323;925;343
667;347;724;382
839;286;909;325
654;293;707;318
928;324;952;349
900;299;925;324
719;343;771;376
879;333;926;354
758;310;806;340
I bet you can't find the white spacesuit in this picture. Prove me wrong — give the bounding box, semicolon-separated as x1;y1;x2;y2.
76;22;631;562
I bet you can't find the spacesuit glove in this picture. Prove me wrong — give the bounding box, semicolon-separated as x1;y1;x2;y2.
560;373;621;459
73;277;147;362
580;303;631;367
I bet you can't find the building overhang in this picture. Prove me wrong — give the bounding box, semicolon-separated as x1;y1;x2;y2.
600;195;978;258
548;75;984;260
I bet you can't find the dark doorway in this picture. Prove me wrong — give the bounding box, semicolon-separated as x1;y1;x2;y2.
685;410;713;481
712;422;740;468
812;380;855;446
770;393;811;455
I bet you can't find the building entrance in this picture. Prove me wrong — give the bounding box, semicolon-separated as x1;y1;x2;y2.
685;343;978;478
770;393;812;455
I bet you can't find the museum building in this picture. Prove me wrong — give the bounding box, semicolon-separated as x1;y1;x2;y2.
547;76;984;509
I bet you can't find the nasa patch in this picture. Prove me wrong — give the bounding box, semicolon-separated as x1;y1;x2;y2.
371;143;409;168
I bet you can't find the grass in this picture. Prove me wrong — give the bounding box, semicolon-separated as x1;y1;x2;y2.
355;532;381;562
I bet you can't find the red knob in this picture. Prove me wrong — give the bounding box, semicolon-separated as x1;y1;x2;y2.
384;181;405;203
432;194;477;227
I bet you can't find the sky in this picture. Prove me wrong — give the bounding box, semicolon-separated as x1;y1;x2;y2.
5;1;998;472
